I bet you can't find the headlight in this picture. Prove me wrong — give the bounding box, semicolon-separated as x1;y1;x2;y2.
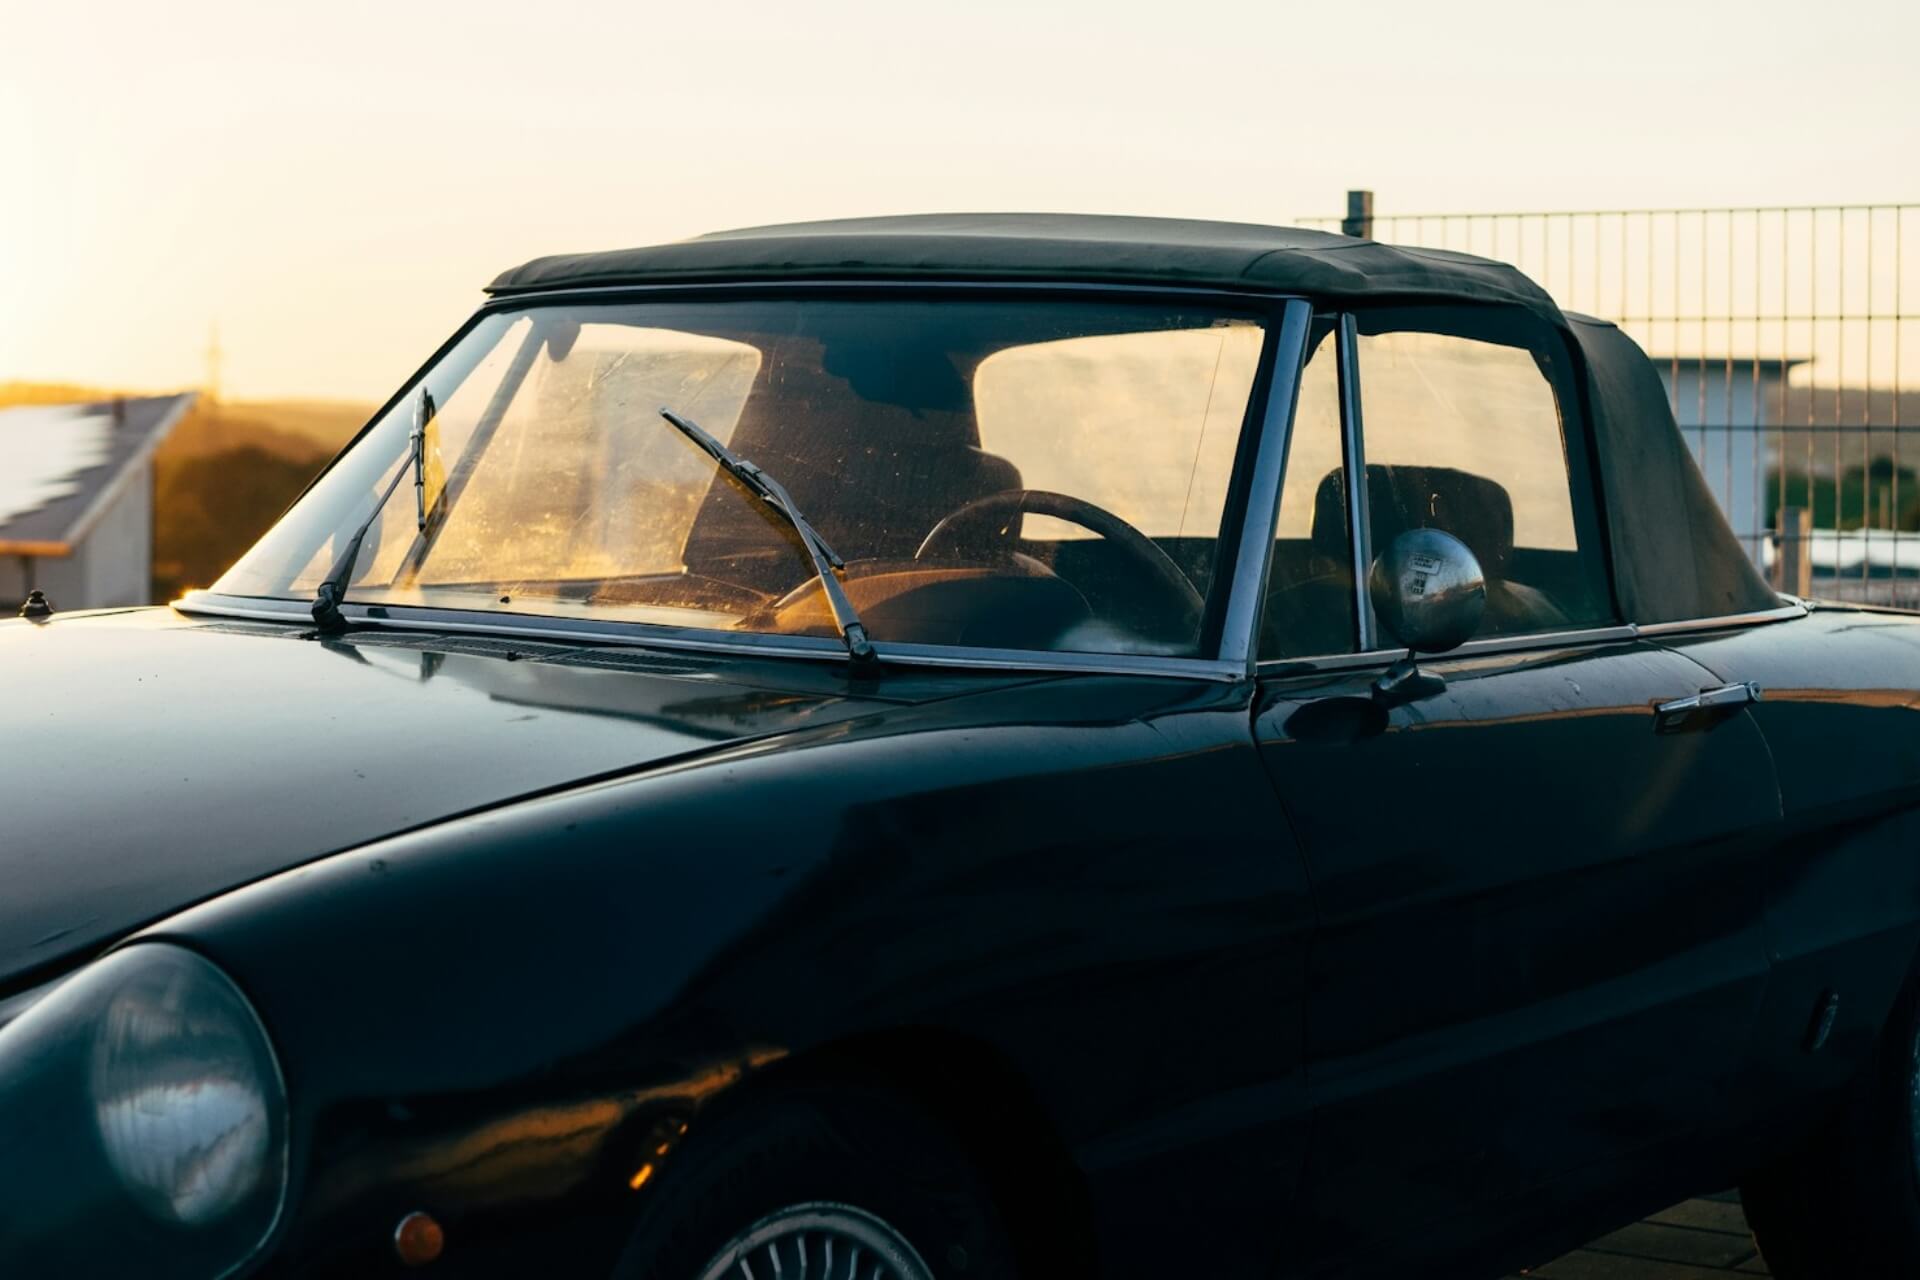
0;944;287;1277
93;947;282;1226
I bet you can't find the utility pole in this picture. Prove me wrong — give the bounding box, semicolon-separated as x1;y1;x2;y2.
1342;190;1375;240
205;321;223;414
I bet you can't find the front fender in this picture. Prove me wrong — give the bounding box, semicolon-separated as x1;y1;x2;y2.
150;675;1305;1276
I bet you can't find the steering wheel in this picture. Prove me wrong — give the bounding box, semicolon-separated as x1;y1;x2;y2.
914;489;1206;626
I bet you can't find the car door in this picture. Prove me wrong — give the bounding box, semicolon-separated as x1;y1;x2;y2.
1252;309;1780;1265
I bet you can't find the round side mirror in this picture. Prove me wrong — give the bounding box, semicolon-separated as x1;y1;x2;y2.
1367;528;1486;655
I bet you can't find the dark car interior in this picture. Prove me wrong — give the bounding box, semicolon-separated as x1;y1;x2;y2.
666;303;1249;655
1262;463;1608;657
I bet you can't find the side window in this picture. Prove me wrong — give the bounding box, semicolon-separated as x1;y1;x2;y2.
1260;321;1354;658
1355;311;1612;638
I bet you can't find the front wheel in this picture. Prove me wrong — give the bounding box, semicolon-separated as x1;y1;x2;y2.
611;1089;1017;1280
1742;981;1920;1276
694;1202;937;1280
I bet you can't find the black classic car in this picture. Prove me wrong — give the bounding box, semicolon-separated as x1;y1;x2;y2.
5;214;1920;1280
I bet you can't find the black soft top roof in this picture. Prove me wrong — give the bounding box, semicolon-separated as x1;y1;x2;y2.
487;212;1562;319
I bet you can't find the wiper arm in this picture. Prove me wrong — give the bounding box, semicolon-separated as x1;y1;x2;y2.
658;407;877;670
413;388;432;529
311;388;432;632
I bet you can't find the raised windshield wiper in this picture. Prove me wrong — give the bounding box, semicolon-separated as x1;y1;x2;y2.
311;388;432;632
658;407;877;670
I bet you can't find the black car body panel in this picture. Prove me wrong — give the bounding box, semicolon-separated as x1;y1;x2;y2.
1256;638;1782;1263
0;609;1017;988
144;669;1311;1277
24;600;1910;1280
1661;609;1920;1122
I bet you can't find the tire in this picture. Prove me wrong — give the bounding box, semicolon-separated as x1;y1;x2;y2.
610;1088;1019;1280
1742;978;1920;1276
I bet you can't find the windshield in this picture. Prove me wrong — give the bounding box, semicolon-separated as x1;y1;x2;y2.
213;297;1269;657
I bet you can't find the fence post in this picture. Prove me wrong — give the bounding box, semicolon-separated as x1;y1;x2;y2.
1775;507;1812;597
1343;190;1375;240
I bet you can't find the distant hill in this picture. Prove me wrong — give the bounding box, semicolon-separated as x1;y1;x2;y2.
0;382;368;461
169;397;370;462
0;383;374;600
152;444;333;600
0;380;128;407
152;397;372;597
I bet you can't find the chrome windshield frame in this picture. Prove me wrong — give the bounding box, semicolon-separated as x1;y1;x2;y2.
177;282;1315;681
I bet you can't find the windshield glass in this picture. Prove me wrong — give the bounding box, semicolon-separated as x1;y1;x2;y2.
214;297;1269;657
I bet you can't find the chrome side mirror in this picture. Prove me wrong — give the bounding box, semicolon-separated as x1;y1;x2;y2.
1366;529;1486;706
1368;528;1486;654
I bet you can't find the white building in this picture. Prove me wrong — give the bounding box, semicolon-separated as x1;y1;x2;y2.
1656;358;1802;570
0;394;196;613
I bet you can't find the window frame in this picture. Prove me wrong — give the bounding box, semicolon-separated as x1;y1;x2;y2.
1256;304;1641;671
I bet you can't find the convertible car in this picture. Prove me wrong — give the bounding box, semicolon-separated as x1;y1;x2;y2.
5;214;1920;1280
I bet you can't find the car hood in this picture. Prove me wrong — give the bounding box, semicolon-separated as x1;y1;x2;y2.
0;608;982;987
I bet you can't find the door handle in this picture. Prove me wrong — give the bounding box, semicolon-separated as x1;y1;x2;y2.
1654;681;1762;734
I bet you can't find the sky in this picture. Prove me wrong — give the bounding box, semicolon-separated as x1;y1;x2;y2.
3;0;1916;402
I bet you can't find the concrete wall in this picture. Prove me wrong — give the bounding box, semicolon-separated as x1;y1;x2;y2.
0;460;154;611
80;459;153;606
1658;365;1787;571
0;547;88;612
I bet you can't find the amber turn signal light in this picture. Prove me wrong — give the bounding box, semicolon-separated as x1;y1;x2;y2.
394;1211;445;1267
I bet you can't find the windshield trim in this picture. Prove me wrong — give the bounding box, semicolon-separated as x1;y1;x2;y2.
1216;299;1312;672
170;591;1249;683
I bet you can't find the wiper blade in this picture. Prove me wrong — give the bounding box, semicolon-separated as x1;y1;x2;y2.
311;388;432;632
658;407;877;670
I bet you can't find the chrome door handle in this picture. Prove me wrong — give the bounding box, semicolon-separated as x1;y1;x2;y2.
1654;681;1762;733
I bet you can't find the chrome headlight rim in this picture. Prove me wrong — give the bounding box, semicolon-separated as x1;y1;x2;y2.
89;942;291;1242
0;940;292;1279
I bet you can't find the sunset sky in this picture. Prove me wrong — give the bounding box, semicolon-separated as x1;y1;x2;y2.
4;0;1915;401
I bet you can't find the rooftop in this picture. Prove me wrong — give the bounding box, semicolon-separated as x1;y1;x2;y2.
0;394;196;556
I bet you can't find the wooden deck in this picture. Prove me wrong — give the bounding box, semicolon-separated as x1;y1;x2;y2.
1516;1193;1769;1278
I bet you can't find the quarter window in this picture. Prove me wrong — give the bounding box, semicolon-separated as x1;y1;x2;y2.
1355;313;1611;638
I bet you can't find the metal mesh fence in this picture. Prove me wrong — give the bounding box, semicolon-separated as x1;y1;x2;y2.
1303;203;1920;605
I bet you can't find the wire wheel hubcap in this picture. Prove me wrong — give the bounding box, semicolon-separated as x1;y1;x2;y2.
695;1202;938;1280
1909;1024;1920;1187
